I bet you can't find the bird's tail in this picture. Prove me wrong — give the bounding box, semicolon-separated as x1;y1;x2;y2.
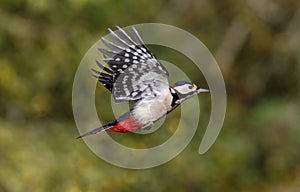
76;111;132;139
76;121;116;139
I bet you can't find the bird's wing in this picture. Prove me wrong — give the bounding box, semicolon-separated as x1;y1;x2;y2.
93;26;170;103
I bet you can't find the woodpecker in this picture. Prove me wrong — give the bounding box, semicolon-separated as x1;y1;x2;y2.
77;26;209;138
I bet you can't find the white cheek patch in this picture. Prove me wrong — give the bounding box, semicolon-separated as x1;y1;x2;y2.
174;84;195;94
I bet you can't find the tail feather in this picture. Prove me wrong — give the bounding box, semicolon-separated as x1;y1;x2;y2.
76;111;132;139
76;122;115;139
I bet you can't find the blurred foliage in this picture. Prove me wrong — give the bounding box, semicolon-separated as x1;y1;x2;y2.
1;0;300;191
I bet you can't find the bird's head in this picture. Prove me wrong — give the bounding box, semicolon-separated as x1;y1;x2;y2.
170;81;209;105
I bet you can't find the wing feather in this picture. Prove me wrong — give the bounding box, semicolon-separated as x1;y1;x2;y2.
93;26;169;103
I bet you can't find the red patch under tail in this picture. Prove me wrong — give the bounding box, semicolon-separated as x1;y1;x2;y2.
109;115;143;133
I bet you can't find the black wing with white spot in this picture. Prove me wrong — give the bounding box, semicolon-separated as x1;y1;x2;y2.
93;26;170;103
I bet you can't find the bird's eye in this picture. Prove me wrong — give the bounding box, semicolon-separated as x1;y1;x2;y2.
188;85;193;89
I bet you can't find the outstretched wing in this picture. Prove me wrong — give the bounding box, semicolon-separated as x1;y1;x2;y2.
93;26;169;103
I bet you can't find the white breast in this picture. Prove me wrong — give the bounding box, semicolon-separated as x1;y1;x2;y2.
132;89;172;124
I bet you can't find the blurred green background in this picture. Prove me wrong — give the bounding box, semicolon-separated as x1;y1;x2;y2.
1;0;300;191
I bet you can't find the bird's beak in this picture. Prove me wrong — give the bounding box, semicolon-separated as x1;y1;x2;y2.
177;88;209;104
197;88;209;93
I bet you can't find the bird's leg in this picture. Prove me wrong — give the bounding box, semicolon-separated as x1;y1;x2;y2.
139;122;154;130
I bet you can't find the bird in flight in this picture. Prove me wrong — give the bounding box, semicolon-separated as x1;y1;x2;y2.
77;26;208;139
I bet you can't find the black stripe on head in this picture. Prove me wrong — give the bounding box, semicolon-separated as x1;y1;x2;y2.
169;87;179;108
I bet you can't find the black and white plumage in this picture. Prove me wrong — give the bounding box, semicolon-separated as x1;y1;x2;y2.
96;26;169;103
77;26;209;138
